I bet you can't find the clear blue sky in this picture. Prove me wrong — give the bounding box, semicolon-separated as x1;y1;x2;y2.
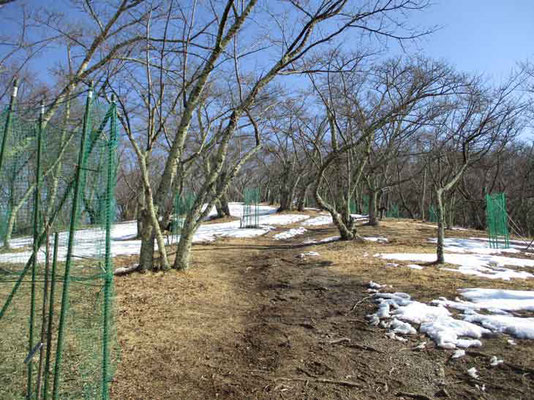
402;0;534;82
0;0;533;84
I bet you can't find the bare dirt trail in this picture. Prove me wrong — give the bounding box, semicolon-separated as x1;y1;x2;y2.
111;223;533;400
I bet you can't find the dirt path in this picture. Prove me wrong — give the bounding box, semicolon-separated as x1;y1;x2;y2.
112;225;533;400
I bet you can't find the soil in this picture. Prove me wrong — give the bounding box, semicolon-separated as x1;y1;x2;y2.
111;218;534;400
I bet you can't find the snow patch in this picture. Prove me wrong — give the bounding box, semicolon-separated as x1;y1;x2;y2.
467;367;479;379
298;251;320;258
378;252;534;280
368;285;534;350
463;313;534;339
273;227;307;240
0;205;314;263
489;356;503;367
301;215;333;226
452;349;465;359
363;236;388;243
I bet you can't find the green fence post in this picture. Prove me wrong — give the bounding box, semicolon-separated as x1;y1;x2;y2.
52;84;93;400
0;78;18;173
101;98;117;400
42;232;59;400
26;100;45;399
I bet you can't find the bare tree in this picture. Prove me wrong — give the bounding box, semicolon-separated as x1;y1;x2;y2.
425;78;524;263
308;57;455;240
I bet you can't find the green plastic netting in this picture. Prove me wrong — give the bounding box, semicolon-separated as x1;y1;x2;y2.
0;91;118;400
241;188;260;228
387;203;400;218
486;193;510;249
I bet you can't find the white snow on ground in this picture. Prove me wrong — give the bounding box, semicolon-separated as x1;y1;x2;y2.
298;251;320;258
206;202;276;218
406;264;424;270
301;214;333;226
490;356;504;366
430;237;523;255
0;204;311;263
452;349;466;359
367;283;534;349
385;262;422;270
433;288;534;312
363;236;388;243
302;236;341;245
301;213;367;227
464;313;534;339
467;367;479;379
378;251;534;280
274;227;308;240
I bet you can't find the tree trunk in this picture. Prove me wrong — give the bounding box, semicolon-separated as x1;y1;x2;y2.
368;190;379;226
420;168;427;220
173;217;196;270
436;189;445;264
215;195;231;218
138;211;155;272
214;171;231;218
278;187;293;211
296;184;309;211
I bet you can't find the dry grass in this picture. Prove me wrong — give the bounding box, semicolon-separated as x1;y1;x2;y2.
315;219;534;302
111;216;534;399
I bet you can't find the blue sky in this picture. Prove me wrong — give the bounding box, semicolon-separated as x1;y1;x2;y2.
402;0;534;82
0;0;533;85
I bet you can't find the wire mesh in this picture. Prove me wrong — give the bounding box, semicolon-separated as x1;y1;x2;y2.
349;199;357;214
486;193;510;249
0;92;118;400
428;205;438;223
169;192;195;245
387;203;400;218
241;188;260;228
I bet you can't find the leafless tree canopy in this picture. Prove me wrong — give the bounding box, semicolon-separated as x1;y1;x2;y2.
0;0;532;269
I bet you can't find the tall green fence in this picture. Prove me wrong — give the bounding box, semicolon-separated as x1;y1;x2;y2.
0;86;119;400
361;195;369;215
486;192;510;249
169;192;195;244
428;205;438;223
241;188;260;228
387;203;400;218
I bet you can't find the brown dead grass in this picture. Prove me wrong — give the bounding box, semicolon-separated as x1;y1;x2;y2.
111;215;534;400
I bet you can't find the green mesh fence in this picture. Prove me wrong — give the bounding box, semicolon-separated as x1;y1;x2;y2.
361;195;369;215
241;188;260;228
486;193;510;249
0;89;118;400
387;203;400;218
349;199;356;214
428;205;438;223
169;192;195;244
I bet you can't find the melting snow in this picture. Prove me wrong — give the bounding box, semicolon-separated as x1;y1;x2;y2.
467;367;479;379
0;204;312;263
368;284;534;349
273;227;307;240
378;237;534;281
363;236;388;243
378;252;534;280
430;237;523;255
435;288;534;312
298;251;320;258
452;349;465;359
489;356;503;367
463;313;534;339
301;213;366;227
301;215;333;226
